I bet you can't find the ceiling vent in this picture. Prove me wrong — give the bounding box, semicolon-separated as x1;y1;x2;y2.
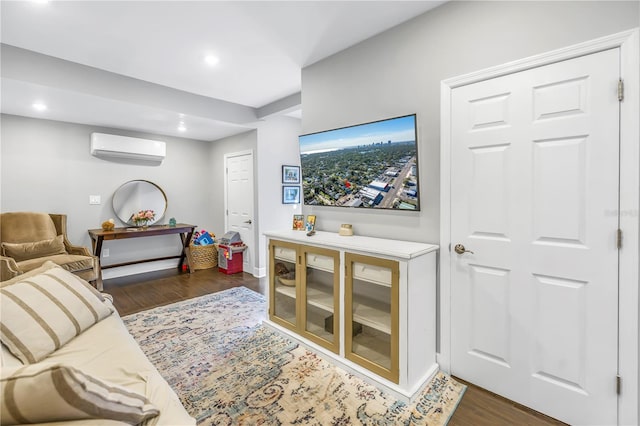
90;133;166;162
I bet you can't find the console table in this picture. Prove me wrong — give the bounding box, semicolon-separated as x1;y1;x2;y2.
88;224;196;273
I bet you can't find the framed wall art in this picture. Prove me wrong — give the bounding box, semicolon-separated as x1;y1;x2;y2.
282;165;300;184
283;185;301;204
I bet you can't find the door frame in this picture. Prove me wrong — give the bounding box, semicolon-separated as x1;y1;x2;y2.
223;149;257;275
439;29;639;424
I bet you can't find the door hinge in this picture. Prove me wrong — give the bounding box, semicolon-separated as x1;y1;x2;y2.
617;229;623;249
618;79;624;102
616;375;622;395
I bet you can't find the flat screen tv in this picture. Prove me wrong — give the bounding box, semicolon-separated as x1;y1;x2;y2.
299;114;419;210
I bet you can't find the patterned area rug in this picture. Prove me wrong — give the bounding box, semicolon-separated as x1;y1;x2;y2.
123;287;466;425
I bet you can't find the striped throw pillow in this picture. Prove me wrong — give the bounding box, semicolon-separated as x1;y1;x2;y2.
1;363;159;425
0;268;113;364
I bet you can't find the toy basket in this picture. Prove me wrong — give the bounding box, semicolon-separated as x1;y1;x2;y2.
187;243;218;270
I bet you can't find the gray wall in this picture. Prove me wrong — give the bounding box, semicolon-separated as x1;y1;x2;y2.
255;116;304;275
1;114;216;278
301;0;639;243
206;115;302;276
208;128;259;273
1;113;301;279
208;128;258;240
3;1;636;271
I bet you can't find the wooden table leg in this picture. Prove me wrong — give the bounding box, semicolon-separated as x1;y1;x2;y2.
93;236;104;258
178;228;195;271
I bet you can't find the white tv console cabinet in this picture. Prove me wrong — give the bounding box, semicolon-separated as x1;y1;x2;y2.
264;229;438;402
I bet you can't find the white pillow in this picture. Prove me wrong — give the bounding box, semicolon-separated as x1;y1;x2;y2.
1;261;106;303
0;363;159;425
0;267;113;363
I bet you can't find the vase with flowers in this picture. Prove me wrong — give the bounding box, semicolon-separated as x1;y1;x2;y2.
131;209;155;229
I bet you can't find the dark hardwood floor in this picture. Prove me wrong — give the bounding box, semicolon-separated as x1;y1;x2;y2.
103;268;565;426
103;267;266;316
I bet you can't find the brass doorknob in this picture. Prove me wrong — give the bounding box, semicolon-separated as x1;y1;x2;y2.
454;244;474;255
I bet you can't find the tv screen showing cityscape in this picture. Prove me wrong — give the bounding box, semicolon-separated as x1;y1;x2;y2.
299;114;419;211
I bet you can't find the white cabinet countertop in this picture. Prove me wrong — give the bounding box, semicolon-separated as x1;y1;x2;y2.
264;229;438;260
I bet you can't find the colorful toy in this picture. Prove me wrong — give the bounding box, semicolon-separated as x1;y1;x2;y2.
191;229;215;245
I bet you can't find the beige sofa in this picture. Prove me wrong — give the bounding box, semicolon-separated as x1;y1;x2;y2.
0;262;194;425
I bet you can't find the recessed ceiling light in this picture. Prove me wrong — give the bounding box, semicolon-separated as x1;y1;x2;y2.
178;123;187;132
32;0;49;4
204;55;220;67
32;102;47;111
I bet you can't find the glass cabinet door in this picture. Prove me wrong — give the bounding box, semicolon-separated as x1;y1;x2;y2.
345;253;399;383
301;245;340;353
269;240;299;331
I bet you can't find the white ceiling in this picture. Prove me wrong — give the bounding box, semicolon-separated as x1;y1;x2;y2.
0;1;445;141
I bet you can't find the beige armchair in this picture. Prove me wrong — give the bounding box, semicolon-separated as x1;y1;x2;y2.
0;212;102;290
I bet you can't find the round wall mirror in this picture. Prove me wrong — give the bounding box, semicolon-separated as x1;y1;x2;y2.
112;180;167;226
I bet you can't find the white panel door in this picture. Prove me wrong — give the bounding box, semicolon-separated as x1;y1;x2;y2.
450;48;620;425
225;151;254;273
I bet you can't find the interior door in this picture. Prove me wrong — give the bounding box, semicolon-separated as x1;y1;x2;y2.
225;151;254;274
450;48;620;425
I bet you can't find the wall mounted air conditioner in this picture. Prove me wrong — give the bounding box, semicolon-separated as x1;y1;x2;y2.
90;133;166;162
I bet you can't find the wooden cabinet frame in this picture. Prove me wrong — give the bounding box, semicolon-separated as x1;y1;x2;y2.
345;252;399;383
265;230;438;403
269;239;299;333
269;240;340;353
300;244;340;353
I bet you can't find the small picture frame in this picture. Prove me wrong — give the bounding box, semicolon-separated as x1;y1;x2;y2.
305;215;316;232
292;214;304;230
283;185;301;204
282;165;300;184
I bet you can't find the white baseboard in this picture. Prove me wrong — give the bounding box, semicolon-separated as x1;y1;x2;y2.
253;266;266;278
101;260;178;280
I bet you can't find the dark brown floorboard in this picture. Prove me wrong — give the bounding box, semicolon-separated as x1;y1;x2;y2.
449;377;567;426
103;267;266;316
103;268;564;425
